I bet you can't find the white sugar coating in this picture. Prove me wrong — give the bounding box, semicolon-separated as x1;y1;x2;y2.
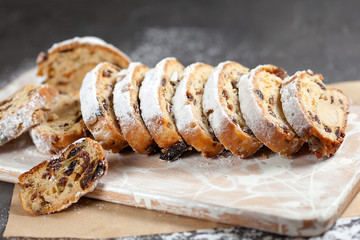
172;62;203;133
202;61;235;135
281;71;313;137
139;57;177;132
29;129;53;154
238;68;274;143
0;85;55;145
113;62;143;129
79;62;106;125
47;36;131;62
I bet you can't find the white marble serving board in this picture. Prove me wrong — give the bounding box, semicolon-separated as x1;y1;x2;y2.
1;68;360;237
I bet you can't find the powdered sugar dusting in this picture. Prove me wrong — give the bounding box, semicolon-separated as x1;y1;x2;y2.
113;62;143;129
281;71;312;137
172;62;202;132
48;36;131;62
79;62;106;125
238;69;270;142
0;85;56;145
203;61;233;134
139;57;175;132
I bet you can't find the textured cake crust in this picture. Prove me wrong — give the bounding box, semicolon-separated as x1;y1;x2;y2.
139;57;189;161
281;70;350;158
0;84;59;146
239;65;303;157
173;63;224;158
203;61;262;158
80;62;128;153
18;138;107;215
37;36;131;94
113;62;157;154
30;92;86;154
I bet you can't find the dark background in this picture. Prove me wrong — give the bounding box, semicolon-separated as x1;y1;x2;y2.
0;0;360;238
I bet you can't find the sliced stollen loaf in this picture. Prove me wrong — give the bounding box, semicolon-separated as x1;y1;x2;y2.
37;36;131;94
173;63;224;158
203;61;262;158
18;137;107;215
30;91;87;154
281;70;350;158
80;62;128;153
139;57;190;161
113;62;157;154
0;84;58;146
239;64;303;157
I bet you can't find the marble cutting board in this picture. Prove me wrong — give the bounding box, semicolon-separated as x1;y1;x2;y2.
1;68;360;237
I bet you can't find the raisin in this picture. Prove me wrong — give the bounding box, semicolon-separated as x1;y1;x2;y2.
273;67;287;80
222;90;230;100
196;89;203;95
231;80;238;89
314;115;321;124
231;117;238;125
79;151;90;169
48;157;63;166
269;96;275;105
95;108;105;117
335;127;341;140
93;161;106;177
102;69;113;78
268;108;276;118
205;109;213;116
31;193;38;201
41;201;51;206
255;90;264;100
64;160;79;176
58;177;68;187
74;115;82;123
51;164;62;171
67;147;84;158
42;172;51;180
316;81;326;90
159;142;191;161
339;99;344;109
80;162;95;189
280;124;290;134
186;92;194;102
243;127;253;136
324;126;332;133
331;96;334;104
161;78;166;86
102;99;108;110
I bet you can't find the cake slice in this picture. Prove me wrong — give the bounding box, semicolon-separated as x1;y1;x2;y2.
113;62;157;154
139;57;190;161
281;70;350;158
239;64;303;157
0;84;58;146
18;137;107;215
80;62;128;153
37;36;131;94
203;61;262;158
30;91;87;154
173;63;224;158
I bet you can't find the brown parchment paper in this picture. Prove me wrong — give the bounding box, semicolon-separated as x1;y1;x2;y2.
3;81;360;239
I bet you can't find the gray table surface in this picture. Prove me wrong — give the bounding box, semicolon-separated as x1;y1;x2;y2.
1;0;360;239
